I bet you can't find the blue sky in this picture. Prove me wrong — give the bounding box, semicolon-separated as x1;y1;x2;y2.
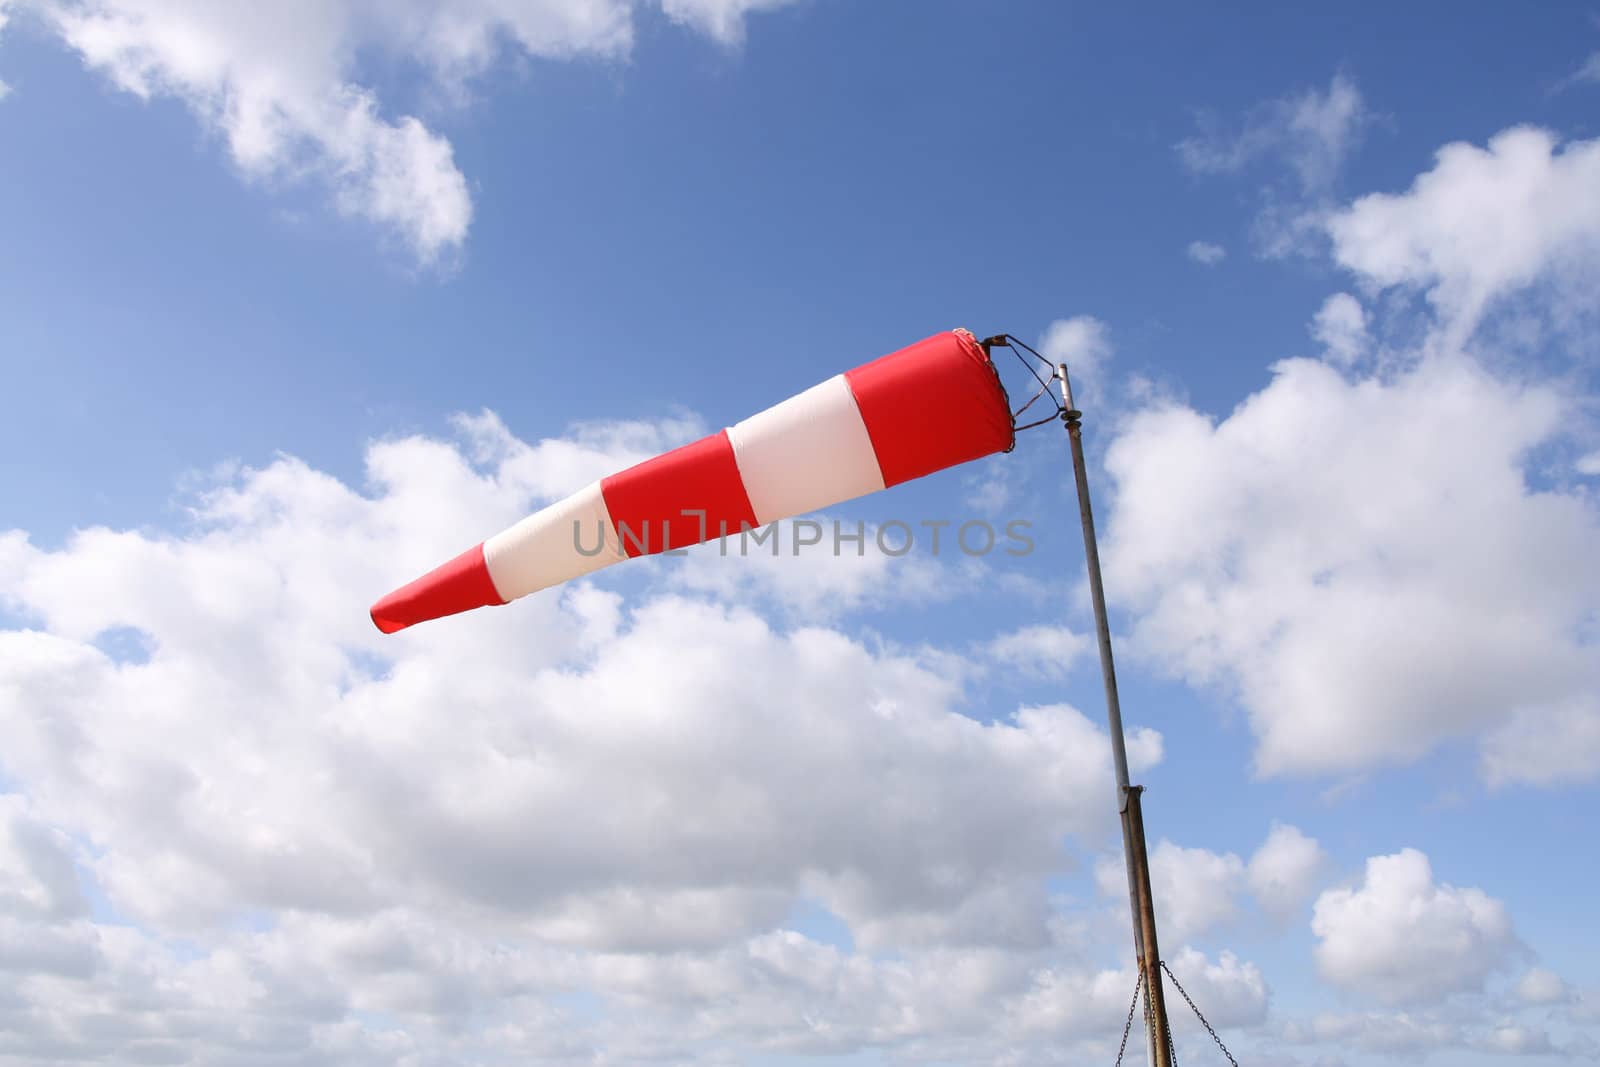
2;2;1599;1064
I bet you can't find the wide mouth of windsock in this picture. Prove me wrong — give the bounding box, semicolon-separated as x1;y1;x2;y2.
961;329;1017;453
977;331;1077;439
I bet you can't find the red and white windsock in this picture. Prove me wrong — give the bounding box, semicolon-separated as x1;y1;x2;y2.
370;329;1014;633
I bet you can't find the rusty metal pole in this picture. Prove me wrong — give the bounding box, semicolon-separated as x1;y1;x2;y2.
1125;786;1173;1065
1056;365;1173;1067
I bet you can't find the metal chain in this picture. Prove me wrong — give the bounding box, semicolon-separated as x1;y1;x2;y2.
1160;960;1239;1067
1113;971;1143;1067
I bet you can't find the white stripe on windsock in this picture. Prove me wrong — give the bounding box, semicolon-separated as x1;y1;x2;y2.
726;373;886;526
482;480;626;601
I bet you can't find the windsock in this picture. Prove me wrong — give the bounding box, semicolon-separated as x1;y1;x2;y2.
370;329;1014;633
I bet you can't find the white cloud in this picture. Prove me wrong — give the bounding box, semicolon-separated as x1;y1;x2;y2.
1476;1022;1557;1055
1480;695;1600;788
1117;118;1600;785
0;903;1244;1062
1247;823;1326;924
1282;1007;1585;1060
1572;989;1600;1026
0;516;1127;939
1577;449;1600;476
1563;50;1600;89
452;407;707;501
1188;240;1227;265
0;0;10;100
983;623;1091;681
1101;353;1600;781
1162;946;1269;1031
1287;1010;1463;1056
0;796;86;922
1095;824;1325;946
1148;841;1244;943
1327;127;1600;344
1011;946;1266;1040
1177;72;1363;194
1281;75;1367;191
1176;74;1366;190
1009;960;1157;1037
1312;849;1519;1005
1514;967;1569;1005
1095;839;1242;944
1039;315;1113;401
661;0;800;44
668;514;957;620
21;0;799;263
963;461;1015;512
0;412;1180;1060
1178;74;1368;257
1310;292;1369;366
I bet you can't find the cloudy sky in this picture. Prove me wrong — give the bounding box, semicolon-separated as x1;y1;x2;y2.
2;2;1599;1064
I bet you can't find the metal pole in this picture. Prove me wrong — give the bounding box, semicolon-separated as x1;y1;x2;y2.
1126;786;1173;1067
1057;365;1173;1067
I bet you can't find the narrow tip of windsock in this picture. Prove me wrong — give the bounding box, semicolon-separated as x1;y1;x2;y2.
369;543;505;634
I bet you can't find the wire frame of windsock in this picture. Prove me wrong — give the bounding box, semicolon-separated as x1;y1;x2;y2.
370;329;1016;633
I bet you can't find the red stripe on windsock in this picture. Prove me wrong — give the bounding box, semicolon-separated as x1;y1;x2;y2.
601;430;758;557
844;331;1014;487
369;543;505;634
